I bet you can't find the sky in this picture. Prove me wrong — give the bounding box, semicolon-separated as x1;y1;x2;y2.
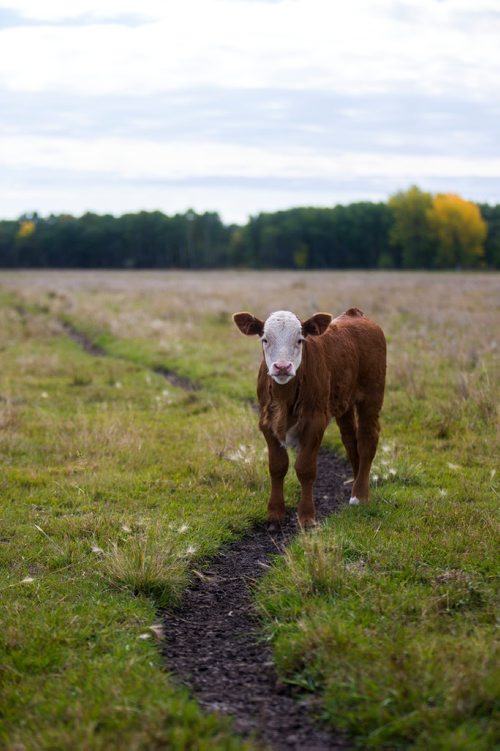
1;0;499;224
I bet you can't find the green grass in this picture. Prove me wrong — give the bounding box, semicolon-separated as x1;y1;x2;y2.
1;270;498;750
60;315;258;402
0;298;265;750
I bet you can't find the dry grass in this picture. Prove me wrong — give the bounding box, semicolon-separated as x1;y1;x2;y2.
201;403;268;490
102;524;189;605
2;269;497;367
3;271;498;428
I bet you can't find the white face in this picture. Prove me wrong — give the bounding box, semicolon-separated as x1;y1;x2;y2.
261;311;304;384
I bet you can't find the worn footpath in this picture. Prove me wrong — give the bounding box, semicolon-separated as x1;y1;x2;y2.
163;452;351;751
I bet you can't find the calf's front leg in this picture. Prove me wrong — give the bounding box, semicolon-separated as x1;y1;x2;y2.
261;427;289;529
294;416;327;528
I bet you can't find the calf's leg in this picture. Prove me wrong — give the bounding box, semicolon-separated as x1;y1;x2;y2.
336;407;359;480
261;427;289;529
350;406;381;505
294;415;327;527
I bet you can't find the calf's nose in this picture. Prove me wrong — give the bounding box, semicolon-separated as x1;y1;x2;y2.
273;360;293;375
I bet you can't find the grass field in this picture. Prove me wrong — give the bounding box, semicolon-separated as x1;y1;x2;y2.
0;270;498;750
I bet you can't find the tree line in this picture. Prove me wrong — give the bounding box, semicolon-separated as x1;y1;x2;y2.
1;187;499;269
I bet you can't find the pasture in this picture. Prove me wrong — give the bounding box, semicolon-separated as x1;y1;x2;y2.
0;270;498;750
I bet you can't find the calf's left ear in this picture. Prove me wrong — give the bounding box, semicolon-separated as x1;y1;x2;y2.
302;312;333;337
233;312;265;337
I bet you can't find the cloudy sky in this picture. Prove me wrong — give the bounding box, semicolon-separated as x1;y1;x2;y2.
1;0;499;224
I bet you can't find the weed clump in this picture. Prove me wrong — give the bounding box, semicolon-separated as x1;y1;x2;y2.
102;526;189;606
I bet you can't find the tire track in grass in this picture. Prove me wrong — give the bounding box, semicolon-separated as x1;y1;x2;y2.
61;321;200;391
61;321;107;357
62;318;351;749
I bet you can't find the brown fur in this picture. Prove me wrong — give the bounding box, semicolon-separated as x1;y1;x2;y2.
236;308;386;527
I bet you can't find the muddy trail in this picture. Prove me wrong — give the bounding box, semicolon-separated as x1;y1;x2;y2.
60;318;351;749
162;452;351;751
61;320;200;391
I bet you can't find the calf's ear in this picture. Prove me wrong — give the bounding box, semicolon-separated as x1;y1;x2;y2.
302;312;333;337
233;312;265;337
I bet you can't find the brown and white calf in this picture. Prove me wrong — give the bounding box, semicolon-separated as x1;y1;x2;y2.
233;308;386;528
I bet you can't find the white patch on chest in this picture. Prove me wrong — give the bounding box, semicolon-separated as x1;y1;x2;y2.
284;423;300;451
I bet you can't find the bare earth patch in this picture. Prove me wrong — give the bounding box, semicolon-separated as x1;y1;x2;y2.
162;451;352;751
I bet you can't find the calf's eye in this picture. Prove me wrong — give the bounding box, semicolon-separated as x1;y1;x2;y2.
262;338;268;344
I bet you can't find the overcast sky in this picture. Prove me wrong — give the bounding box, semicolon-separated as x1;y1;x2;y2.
1;0;499;224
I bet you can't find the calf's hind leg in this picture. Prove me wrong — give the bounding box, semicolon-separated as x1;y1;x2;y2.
350;405;381;505
336;407;359;481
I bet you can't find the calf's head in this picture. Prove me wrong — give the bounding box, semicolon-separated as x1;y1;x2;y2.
233;310;332;384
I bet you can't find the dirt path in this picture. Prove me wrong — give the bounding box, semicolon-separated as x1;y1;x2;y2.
60;319;351;749
61;321;107;357
62;321;200;391
162;451;351;751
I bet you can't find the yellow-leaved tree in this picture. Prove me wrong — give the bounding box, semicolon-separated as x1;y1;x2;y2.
427;194;486;268
16;220;36;240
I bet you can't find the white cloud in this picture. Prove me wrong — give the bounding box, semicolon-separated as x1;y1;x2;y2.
1;0;159;21
0;0;499;97
2;134;500;180
1;0;499;219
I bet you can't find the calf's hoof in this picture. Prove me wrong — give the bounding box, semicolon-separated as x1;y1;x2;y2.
267;511;285;533
349;496;368;506
298;515;317;530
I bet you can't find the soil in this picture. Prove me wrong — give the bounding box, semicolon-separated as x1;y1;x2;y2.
162;451;352;751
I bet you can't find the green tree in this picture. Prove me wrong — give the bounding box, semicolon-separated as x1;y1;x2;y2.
388;186;435;268
0;199;495;269
293;243;309;269
477;204;500;268
0;220;18;266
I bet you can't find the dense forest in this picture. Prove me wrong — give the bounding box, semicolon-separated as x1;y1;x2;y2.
1;187;499;269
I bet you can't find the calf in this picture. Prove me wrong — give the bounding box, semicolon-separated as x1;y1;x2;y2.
233;308;386;528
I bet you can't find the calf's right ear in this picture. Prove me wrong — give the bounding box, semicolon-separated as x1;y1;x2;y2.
232;312;265;337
